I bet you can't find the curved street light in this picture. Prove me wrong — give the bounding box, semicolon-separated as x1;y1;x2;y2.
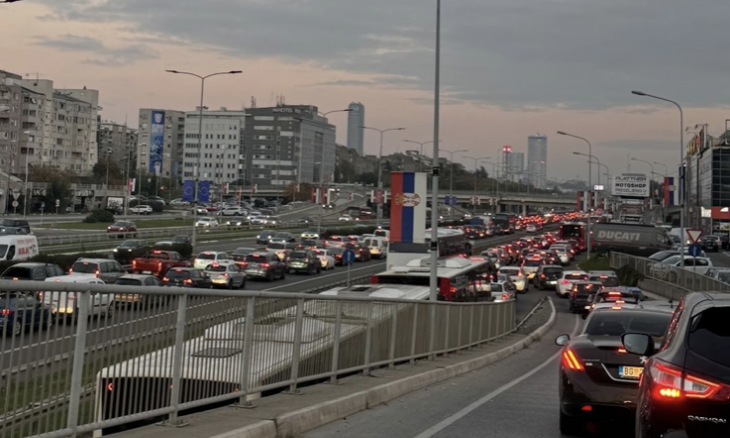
363;126;406;226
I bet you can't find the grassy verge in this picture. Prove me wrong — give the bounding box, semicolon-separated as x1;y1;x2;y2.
578;255;611;271
47;218;194;230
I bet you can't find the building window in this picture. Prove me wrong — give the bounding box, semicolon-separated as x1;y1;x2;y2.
253;126;274;131
254;116;274;121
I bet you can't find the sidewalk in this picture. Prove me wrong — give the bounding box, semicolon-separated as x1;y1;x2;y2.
117;301;557;438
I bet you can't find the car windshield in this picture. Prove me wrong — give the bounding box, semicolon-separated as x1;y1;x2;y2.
663;255;682;265
717;272;730;283
111;222;128;227
273;234;289;239
246;255;269;263
267;243;286;249
689;307;730;367
491;283;503;292
649;251;677;262
115;278;143;286
585;312;671;338
167;270;191;279
71;262;99;273
119;241;140;248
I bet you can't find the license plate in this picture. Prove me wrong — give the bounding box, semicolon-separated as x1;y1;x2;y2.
618;366;643;379
142;271;152;274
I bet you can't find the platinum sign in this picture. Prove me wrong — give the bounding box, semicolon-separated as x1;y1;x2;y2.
612;174;649;197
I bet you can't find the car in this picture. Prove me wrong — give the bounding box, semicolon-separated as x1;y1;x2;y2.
700;234;721;252
533;265;564;291
204;261;247;289
705;267;730;283
286;250;321;275
130;205;153;215
650;255;714;280
114;274;165;305
313;249;336;270
226;217;250;227
347;243;372;262
521;256;546;283
221;206;247;216
112;239;149;263
193;251;230;270
525;223;537;233
0;291;54;336
266;242;292;261
623;292;730;438
588;270;620;288
490;280;516;302
556;307;674;435
69;258;127;284
0;218;30;235
107;221;137;238
586;289;641;315
256;230;276;245
162;268;212;288
195;217;219;228
557;270;589;297
0;262;65;281
271;232;296;244
338;214;353;222
169;198;189;206
41;276;111;319
569;281;604;314
327;246;352;266
244;252;287;281
191;206;208;215
301;228;320;239
482;250;506;269
550;245;571;265
132;250;191;278
171;235;192;246
0;226;30;235
498;266;527;293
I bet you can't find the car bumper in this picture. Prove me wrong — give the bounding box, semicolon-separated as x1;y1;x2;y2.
245;269;273;278
560;370;637;421
287;263;308;270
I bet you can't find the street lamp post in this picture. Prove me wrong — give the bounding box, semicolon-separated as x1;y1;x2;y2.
632;90;685;257
166;69;242;249
363;126;405;227
559;131;593;260
573;151;603;187
404;140;439;172
438;149;468;198
463;156;491;214
482;161;499;213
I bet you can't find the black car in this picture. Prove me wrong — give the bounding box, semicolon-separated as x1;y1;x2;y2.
256;230;276;245
244;252;286;281
171;235;192;246
556;307;673;435
113;240;149;264
569;281;604;314
0;263;65;281
700;235;721;252
0;291;53;336
286;250;321;275
623;292;730;438
163;268;211;288
327;247;352;266
0;219;30;234
533;265;564;291
271;232;296;244
346;243;372;262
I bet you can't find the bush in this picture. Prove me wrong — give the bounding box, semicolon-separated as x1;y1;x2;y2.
84;209;114;224
617;264;645;287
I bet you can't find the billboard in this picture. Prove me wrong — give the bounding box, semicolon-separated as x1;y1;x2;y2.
612;174;649;197
149;111;165;174
390;172;427;244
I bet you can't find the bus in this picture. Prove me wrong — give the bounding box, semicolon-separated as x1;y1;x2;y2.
492;213;516;235
371;255;496;302
559;222;587;251
386;227;471;268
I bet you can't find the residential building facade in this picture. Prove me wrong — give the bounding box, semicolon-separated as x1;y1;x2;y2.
347;102;365;155
527;134;548;189
99;121;138;176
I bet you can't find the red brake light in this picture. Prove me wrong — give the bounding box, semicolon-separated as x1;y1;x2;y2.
95;270;100;278
539;274;546;279
132;260;137;269
561;348;583;371
1;309;11;316
183;278;193;285
608;291;621;296
260;263;270;269
617;348;627;354
501;293;509;301
560;280;570;285
158;262;163;271
162;277;169;282
153;250;162;254
650;361;730;401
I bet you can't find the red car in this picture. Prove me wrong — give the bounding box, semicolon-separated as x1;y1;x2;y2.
107;221;137;238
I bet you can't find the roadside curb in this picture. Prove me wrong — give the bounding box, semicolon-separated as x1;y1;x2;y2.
224;298;557;438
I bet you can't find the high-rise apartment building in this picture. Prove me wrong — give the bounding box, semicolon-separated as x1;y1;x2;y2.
346;102;365;155
527;134;548;189
20;78;100;175
137;109;185;180
99;121;138;176
0;70;22;177
182;108;246;185
243;105;336;186
508;152;524;181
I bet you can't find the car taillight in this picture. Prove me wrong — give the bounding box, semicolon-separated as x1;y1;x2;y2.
260;263;270;269
561;348;584;371
162;277;169;282
501;293;509;301
1;308;12;316
223;273;229;278
650;361;730;401
95;270;100;278
540;274;546;279
184;278;193;285
157;262;163;272
132;260;137;269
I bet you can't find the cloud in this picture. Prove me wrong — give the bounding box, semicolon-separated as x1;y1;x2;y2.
35;34;159;66
33;0;730;110
598;139;677;152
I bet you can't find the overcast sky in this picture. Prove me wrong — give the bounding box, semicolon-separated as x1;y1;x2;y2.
2;0;729;183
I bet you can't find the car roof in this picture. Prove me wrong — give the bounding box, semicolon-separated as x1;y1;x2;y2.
75;258;114;263
118;274;157;280
541;265;563;269
563;270;586;275
574;280;604;286
591;306;674;316
45;275;105;283
589;270;617;276
204;261;236;267
10;262;54;267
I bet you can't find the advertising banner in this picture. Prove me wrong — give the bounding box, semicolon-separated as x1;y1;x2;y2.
199;181;210;203
612;174;649;197
390;172;427;244
182;180;195;202
149;111;165;174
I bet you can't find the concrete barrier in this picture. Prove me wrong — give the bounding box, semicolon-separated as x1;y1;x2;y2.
276;392;368;438
210;421;277;438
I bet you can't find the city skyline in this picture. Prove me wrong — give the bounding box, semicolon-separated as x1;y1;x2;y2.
2;1;729;182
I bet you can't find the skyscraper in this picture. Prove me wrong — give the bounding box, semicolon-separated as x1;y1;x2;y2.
527;134;547;189
508;152;524;182
347;102;365;155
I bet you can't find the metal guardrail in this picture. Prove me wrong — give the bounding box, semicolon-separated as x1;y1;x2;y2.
0;281;516;438
609;252;730;294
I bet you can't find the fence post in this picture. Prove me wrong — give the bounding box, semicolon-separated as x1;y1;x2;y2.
457;305;464;351
443;304;450;355
363;301;374;375
287;298;305;394
388;303;398;369
236;296;256;407
329;300;343;384
66;290;91;437
410;304;419;365
165;293;188;426
479;304;485;342
468;305;475;349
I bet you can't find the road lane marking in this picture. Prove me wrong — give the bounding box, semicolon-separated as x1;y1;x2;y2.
412;313;581;438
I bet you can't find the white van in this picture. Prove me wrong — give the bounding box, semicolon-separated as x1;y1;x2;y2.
42;276;112;319
0;235;39;261
362;236;388;259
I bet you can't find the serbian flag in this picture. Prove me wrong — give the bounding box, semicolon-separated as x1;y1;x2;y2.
390;172;427;244
664;176;675;206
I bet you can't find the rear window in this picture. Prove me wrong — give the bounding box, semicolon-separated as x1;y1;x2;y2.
167;270;191;280
565;273;588;280
115;278;143;286
205;265;228;272
689;308;730;367
290;251;308;259
268;243;286;249
574;283;600;296
543;267;563;275
585;312;671;338
197;253;216;260
246;255;269;263
3;267;32;278
491;284;503;292
72;261;99;273
523;259;543;267
590;276;619;287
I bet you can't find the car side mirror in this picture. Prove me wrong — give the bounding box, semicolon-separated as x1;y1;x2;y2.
555;334;570;346
622;333;654;356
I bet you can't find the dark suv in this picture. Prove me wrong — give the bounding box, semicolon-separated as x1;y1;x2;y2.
0;263;65;281
286;250;321;275
533;265;564;291
244;252;286;281
623;292;730;438
569;281;603;314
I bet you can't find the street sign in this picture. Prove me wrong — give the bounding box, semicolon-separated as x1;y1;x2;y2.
11;201;18;208
688;244;703;257
55;199;60;207
342;250;355;264
40;201;45;209
686;229;703;244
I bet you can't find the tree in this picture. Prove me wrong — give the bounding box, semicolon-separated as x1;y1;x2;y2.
283;182;314;202
29;164;77;183
41;177;72;212
359;172;377;186
91;160;123;185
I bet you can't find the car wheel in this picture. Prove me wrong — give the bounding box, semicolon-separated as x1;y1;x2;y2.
317;266;321;274
227;281;233;290
268;272;275;282
106;303;114;318
559;410;583;436
12;319;22;337
280;271;286;280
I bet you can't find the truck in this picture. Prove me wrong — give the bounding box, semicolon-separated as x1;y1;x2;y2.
591;223;672;257
131;250;191;278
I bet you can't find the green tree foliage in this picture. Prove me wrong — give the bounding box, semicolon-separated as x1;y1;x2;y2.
283;182;315;202
91;160;124;185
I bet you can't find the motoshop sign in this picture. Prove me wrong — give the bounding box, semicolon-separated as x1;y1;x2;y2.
612;174;649;197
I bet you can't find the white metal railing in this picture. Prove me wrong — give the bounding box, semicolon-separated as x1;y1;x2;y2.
0;280;517;438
